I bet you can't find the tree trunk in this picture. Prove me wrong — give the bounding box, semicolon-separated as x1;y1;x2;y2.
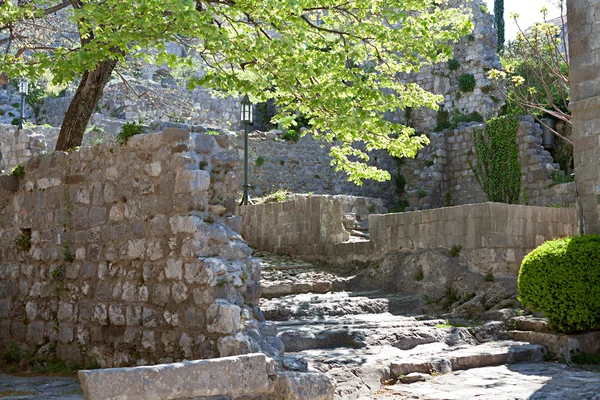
55;59;118;151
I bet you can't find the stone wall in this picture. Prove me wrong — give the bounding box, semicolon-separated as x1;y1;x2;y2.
230;131;399;206
237;196;349;254
369;203;577;276
0;129;281;368
239;199;577;276
0;125;60;173
394;0;503;131
36;82;241;130
440;117;576;209
568;0;600;234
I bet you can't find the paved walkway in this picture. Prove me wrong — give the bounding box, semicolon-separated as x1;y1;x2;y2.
374;363;600;400
0;374;82;399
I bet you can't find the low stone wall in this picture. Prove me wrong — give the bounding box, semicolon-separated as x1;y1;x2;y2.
0;129;280;368
237;196;349;254
369;202;577;276
239;199;577;276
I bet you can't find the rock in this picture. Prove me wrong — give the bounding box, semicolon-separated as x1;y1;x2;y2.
272;371;335;400
400;372;430;384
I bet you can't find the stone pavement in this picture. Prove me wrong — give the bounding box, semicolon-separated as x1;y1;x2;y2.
0;374;82;399
258;252;600;400
373;363;600;400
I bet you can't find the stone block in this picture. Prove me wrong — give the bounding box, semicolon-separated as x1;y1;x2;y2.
207;300;241;334
79;354;270;400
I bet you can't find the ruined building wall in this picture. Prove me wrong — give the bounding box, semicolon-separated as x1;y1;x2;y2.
0;129;282;368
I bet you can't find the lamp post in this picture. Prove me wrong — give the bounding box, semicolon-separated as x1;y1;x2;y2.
239;95;253;206
18;78;28;130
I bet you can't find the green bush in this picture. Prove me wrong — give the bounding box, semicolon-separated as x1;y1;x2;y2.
116;122;144;144
458;73;476;93
518;235;600;333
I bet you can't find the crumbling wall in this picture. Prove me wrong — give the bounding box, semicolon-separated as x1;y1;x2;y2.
0;129;282;368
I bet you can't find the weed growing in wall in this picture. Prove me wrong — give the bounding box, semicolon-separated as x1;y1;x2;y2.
255;156;265;167
15;229;31;252
116;122;144;144
470;115;521;204
447;59;460;71
458;74;476;93
10;164;24;177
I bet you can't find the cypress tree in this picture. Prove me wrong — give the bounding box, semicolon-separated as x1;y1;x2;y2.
494;0;505;53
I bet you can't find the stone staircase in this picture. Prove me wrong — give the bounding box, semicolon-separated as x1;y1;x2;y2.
257;252;550;399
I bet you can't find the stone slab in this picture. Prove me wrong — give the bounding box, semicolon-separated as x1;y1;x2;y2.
79;354;271;400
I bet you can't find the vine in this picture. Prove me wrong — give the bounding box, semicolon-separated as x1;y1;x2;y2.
470;115;521;204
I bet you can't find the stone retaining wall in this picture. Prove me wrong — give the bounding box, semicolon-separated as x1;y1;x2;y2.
369;202;577;276
237;196;349;254
0;129;280;368
239;199;577;276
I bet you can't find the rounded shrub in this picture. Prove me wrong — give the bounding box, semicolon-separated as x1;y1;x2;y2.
518;235;600;333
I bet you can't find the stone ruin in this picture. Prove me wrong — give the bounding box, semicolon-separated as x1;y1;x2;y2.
0;129;279;367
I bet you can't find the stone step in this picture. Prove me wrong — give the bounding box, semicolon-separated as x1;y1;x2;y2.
260;292;390;321
260;270;351;299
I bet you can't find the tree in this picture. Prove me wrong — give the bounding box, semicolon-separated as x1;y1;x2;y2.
489;2;570;145
494;0;504;53
0;0;472;183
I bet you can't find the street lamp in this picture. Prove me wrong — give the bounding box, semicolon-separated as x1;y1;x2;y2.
239;95;253;206
18;78;28;130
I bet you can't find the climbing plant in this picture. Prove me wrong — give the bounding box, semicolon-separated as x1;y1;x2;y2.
470;115;521;204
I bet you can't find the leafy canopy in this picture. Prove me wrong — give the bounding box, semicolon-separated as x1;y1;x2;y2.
0;0;472;183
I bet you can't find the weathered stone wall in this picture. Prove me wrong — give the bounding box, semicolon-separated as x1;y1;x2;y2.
36;82;241;130
441;117;576;209
237;196;349;254
394;0;503;131
369;203;577;276
0;83;34;126
0;129;281;368
230;131;399;206
239;199;577;276
1;116;576;212
568;0;600;234
0;125;60;173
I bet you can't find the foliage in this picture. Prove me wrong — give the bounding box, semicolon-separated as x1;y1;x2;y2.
116;122;144;145
484;269;495;282
2;342;21;364
494;0;504;53
435;107;451;131
471;115;521;204
518;235;600;333
11;164;25;177
450;244;462;257
10;117;20;126
458;73;476;93
489;2;570;145
444;192;453;207
572;353;600;366
15;231;31;252
550;170;574;186
452;110;484;124
447;59;460;71
479;4;489;14
255;156;265;167
0;0;473;183
414;268;424;281
417;188;427;199
283;130;299;142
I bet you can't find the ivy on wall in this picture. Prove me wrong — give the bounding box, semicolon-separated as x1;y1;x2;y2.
471;115;521;203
